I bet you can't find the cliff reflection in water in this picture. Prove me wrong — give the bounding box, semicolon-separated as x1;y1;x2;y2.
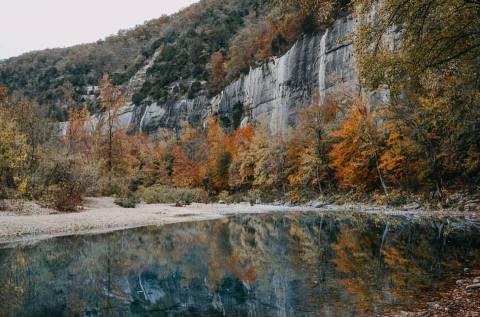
1;212;479;317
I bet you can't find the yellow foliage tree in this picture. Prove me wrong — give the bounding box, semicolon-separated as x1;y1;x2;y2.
0;108;28;195
227;124;256;189
287;98;338;193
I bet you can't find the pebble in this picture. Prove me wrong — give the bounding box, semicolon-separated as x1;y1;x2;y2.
403;202;421;210
312;201;326;208
456;279;465;285
464;203;479;211
465;283;480;290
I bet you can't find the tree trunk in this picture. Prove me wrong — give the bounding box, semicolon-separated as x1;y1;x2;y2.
108;110;113;187
376;160;389;196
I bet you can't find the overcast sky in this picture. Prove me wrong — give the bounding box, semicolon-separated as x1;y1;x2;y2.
0;0;198;60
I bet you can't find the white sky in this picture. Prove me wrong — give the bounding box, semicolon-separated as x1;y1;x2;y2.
0;0;198;60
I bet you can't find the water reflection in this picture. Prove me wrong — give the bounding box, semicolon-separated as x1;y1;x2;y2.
0;212;479;316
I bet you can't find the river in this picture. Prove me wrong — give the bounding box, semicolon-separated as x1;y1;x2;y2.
0;211;479;316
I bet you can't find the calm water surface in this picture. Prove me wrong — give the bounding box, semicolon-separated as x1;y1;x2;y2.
0;211;479;316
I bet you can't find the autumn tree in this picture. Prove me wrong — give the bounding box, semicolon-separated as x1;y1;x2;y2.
172;122;209;188
0;88;54;198
98;74;126;185
66;106;90;155
227;124;255;189
143;128;176;186
205;117;233;192
379;69;480;193
329;99;388;195
378;114;423;190
277;0;347;26
209;52;227;93
286;98;338;194
1;99;53;176
0;109;28;196
354;0;480;91
251;128;288;194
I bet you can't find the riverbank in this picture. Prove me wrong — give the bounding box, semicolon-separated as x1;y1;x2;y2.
0;197;316;246
1;197;479;246
384;269;480;317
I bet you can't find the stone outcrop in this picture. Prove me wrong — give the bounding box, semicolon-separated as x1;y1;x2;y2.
112;15;360;134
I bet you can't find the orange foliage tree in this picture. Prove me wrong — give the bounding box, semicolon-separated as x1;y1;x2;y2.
66;106;90;155
209;52;227;93
286;98;338;194
97;74;126;183
227;124;255;189
172;122;209;188
329;99;389;195
142;128;176;186
206;117;231;192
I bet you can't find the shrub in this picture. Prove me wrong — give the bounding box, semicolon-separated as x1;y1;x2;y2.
0;199;7;211
217;190;231;203
99;177;130;197
286;190;302;204
216;191;247;204
30;154;93;212
385;190;408;207
114;192;139;208
49;182;84;212
140;185;208;205
247;189;263;205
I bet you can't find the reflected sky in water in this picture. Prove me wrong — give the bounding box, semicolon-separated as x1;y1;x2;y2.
1;211;479;316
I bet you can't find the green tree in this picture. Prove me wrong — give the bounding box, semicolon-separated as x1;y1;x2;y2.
354;0;480;193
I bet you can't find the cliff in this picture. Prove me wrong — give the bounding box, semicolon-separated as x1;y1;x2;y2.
116;15;359;135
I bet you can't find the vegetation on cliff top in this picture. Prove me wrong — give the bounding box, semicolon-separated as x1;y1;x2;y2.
0;0;327;120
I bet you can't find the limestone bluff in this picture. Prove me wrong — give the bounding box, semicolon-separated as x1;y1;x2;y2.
108;15;373;135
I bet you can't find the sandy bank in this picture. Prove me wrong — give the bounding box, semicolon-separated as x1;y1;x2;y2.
0;197;477;246
0;198;318;246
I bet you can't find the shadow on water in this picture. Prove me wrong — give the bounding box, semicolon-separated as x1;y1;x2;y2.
0;211;479;316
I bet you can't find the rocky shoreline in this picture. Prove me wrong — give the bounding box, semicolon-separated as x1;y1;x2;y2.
1;197;479;247
384;269;480;317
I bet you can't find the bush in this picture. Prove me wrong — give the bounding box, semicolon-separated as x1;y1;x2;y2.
140;185;208;205
385;190;408;207
247;188;263;205
217;190;231;203
30;154;94;212
99;177;130;197
49;182;84;212
114;192;139;208
216;191;247;204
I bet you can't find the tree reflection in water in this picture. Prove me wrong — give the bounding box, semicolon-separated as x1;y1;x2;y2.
0;212;479;316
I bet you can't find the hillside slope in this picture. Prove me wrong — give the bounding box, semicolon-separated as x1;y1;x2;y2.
0;0;311;121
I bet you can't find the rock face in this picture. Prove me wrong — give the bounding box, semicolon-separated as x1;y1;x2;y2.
116;16;358;135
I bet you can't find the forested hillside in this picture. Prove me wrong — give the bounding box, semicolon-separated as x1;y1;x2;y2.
0;0;332;120
0;14;169;119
